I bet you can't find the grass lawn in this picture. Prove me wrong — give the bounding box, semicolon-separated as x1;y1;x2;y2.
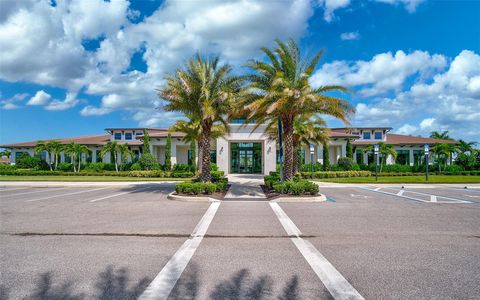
315;175;480;184
0;176;188;182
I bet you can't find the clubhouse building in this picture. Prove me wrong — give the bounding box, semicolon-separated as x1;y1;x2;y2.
0;123;455;175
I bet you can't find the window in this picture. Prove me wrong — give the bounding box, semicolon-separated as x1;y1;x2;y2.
374;132;382;140
15;151;28;159
367;152;374;165
363;132;371;139
64;154;71;163
210;150;217;164
396;150;410;165
413;150;423;166
125;132;133;140
95;150;103;162
114;133;122;140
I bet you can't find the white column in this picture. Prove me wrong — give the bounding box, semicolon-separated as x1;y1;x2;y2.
341;143;346;158
409;149;414;166
317;144;322;163
363;152;368;164
264;139;276;175
92;149;97;163
171;141;177;165
60;152;65;163
216;138;229;174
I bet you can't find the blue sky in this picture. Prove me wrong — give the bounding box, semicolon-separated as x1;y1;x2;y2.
0;0;479;145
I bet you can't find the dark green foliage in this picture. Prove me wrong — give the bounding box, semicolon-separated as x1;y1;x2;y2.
143;129;151;154
139;153;159;170
337;157;355;171
175;181;228;195
129;163;142;171
190;142;197;172
210;163;219;171
300;163;323;172
272;181;319;195
299;171;372;178
346;139;353;159
456;153;477;170
322;142;330;171
165;134;172;171
15;153;49;170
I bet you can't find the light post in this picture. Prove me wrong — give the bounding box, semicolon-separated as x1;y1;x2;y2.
374;144;379;182
310;144;315;179
424;144;429;182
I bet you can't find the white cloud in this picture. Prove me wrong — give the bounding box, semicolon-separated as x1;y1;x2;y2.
318;0;351;22
340;31;360;40
348;50;480;140
311;50;447;96
27;90;52;106
396;124;417;135
80;105;112;116
0;92;28;110
375;0;425;13
45;92;79;111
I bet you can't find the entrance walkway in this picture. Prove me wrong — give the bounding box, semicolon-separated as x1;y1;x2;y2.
224;174;267;199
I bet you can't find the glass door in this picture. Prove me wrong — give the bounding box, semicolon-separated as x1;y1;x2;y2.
231;143;262;173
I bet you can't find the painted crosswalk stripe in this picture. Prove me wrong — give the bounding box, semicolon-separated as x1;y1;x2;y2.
138;201;221;300
270;202;364;300
26;187;111;202
89;186;153;202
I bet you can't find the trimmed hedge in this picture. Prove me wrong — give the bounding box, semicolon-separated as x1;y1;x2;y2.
175;180;228;195
272;181;319;195
0;169;194;178
300;171;372;179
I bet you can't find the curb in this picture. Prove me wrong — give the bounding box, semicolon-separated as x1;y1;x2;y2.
167;192;219;202
0;181;179;188
270;193;327;203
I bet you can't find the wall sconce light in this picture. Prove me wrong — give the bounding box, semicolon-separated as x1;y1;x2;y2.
220;146;224;154
267;146;271;154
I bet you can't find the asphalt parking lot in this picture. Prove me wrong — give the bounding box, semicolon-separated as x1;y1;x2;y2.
1;184;479;299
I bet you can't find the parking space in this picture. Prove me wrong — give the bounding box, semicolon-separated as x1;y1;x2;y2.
1;184;479;299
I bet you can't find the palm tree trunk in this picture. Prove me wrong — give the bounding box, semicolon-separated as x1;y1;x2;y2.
197;139;203;174
49;151;53;171
114;153;118;172
200;124;212;182
55;154;58;170
73;156;77;172
282;116;294;181
78;154;81;172
292;140;300;175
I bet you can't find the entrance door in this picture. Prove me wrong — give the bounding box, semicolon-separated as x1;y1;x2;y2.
230;142;262;173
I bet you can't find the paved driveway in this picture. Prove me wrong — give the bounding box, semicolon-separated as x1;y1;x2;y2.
1;184;479;299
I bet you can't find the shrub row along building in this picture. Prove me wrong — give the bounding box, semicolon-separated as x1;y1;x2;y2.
0;123;455;175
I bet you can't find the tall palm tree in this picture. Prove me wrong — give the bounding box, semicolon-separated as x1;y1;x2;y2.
170;118;227;172
34;141;57;171
432;143;456;172
159;54;244;182
363;142;397;173
240;39;354;180
456;140;477;154
0;150;11;158
50;141;64;170
430;131;452;140
100;141;121;172
265;115;329;174
64;142;91;172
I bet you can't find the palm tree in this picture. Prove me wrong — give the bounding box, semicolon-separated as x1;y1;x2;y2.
240;39;354;180
159;54;244;182
34;141;54;171
430;131;452;140
64;142;91;172
50;141;64;170
170;118;227;172
363;143;397;173
456;140;477;154
100;141;121;172
117;144;134;170
265;115;329;174
432;143;456;172
0;150;10;158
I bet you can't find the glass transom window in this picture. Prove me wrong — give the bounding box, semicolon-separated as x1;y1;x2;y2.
114;133;122;140
125;132;133;140
374;132;382;140
363;132;371;139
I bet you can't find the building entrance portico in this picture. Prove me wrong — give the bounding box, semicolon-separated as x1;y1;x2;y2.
230;142;262;174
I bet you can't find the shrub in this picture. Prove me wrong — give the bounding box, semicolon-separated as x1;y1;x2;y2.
300;170;372;179
210;170;225;182
300;163;323;172
175;181;228;195
56;162;73;172
130;162;142;171
16;153;49;170
271;181;319;195
210;163;219;171
0;164;16;171
173;163;191;172
444;164;464;173
83;162;106;172
139;153;159;170
337;157;355;171
171;171;194;178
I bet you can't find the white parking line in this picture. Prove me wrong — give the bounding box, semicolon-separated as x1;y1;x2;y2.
397;190;404;196
358;187;472;204
1;187;67;197
270;202;364;300
88;186;155;202
138;201;221;300
0;187;30;192
382;187;472;203
26;187;111;202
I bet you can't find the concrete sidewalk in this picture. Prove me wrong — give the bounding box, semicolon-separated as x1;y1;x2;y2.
224;174;267;199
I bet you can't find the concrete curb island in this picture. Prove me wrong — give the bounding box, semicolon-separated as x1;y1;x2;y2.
167;191;327;202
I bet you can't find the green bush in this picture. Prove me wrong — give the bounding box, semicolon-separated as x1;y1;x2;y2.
337;157;355;171
83;162;106;172
272;181;319;195
130;162;142;171
56;162;73;172
175;181;228;195
16;153;49;170
171;171;194;178
0;164;16;171
173;163;191;172
300;163;323;172
300;170;372;178
139;153;159;170
210;163;219;171
210;170;225;181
